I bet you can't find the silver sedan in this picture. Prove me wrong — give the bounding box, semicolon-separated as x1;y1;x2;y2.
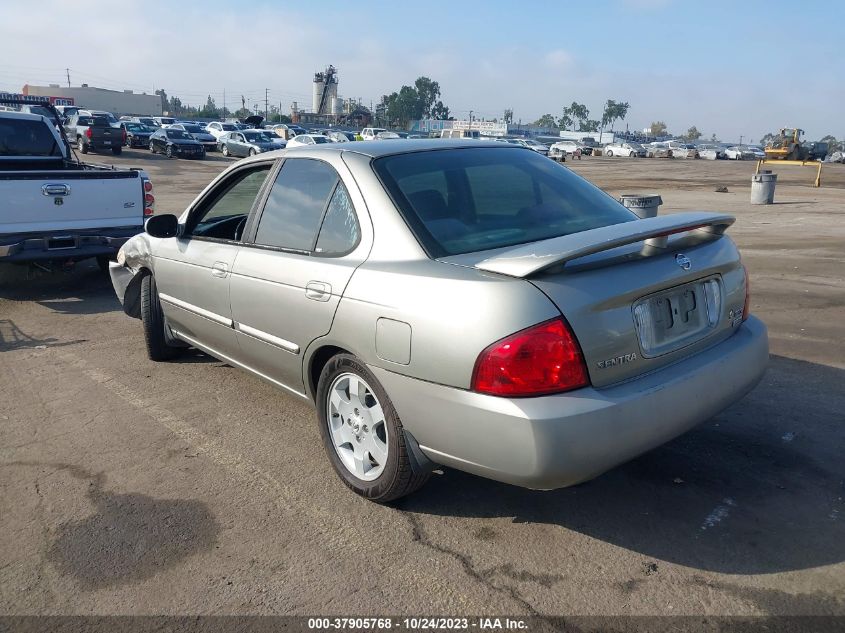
110;140;769;502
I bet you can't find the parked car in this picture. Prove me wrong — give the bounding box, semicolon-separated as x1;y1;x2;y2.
205;121;240;139
549;140;583;161
664;140;696;159
110;140;768;502
120;121;155;148
725;145;759;160
152;116;177;128
514;138;550;155
64;113;124;155
645;142;673;158
286;134;334;148
325;130;356;143
0;104;152;268
604;141;646;157
76;109;120;128
360;127;387;141
376;131;401;140
696;143;726;160
148;127;205;159
170;123;218;151
129;116;160;128
218;130;282;157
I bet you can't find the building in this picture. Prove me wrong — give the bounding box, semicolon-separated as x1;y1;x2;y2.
22;84;162;116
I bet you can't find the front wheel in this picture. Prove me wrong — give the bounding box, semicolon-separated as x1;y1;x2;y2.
165;145;174;158
606;149;613;157
249;148;256;156
149;141;156;154
317;354;430;502
222;145;230;157
140;273;180;361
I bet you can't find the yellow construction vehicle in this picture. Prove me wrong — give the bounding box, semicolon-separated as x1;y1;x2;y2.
764;128;808;160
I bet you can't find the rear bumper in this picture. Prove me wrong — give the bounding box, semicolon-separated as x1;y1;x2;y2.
0;226;142;262
371;316;768;490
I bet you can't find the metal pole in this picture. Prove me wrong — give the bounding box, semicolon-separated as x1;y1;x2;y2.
265;88;269;121
66;68;71;87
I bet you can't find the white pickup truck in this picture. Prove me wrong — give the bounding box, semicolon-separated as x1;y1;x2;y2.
0;103;153;268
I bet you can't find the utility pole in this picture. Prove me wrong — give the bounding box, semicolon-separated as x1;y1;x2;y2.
223;88;226;118
65;68;71;87
739;135;744;146
265;88;269;121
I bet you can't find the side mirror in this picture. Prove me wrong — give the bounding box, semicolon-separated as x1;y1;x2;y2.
145;214;180;238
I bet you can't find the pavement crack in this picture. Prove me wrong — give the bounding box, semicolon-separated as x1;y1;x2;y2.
402;511;543;616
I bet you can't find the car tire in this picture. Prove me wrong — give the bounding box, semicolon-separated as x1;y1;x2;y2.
606;149;613;157
316;353;431;502
140;273;180;362
222;145;229;157
249;148;256;156
629;151;635;157
78;137;88;154
149;141;156;154
112;146;122;155
166;145;174;158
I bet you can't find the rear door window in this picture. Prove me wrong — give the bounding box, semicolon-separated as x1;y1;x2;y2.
253;159;339;252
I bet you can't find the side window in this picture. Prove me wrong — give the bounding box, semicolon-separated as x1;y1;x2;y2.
253;159;339;252
188;165;272;241
315;182;360;256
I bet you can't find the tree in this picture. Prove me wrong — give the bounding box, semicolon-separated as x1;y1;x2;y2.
413;77;441;118
566;102;590;131
600;99;630;141
685;126;702;141
557;110;573;130
534;114;557;129
503;108;514;124
198;95;219;119
758;131;778;148
820;134;842;152
710;133;718;142
581;119;600;132
155;88;168;113
430;101;450;120
650;121;668;137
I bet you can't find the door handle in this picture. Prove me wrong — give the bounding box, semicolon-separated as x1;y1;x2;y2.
42;183;71;196
305;281;331;302
211;261;228;278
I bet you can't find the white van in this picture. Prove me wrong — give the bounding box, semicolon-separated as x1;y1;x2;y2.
440;129;480;139
360;127;387;140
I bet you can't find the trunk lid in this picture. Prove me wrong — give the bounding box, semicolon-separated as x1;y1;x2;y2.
440;213;748;387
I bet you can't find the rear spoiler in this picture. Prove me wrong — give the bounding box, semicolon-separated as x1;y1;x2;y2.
450;212;735;278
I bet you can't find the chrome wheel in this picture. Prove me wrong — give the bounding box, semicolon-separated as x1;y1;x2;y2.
326;372;388;481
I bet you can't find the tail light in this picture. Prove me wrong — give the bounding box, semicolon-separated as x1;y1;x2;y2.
472;318;589;397
121;128;127;142
742;265;750;321
141;177;155;216
85;128;92;139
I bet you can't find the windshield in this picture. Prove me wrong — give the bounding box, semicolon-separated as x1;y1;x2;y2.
138;118;156;126
221;123;236;131
124;123;151;132
374;147;635;257
312;136;331;143
0;118;62;156
182;124;204;133
167;129;188;139
244;131;272;142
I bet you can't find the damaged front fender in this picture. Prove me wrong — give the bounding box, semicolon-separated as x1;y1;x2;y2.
110;233;155;319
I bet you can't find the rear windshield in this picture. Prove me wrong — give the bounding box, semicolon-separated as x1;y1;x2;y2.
0;118;62;156
374;147;635;257
222;123;236;131
78;116;111;127
166;129;188;139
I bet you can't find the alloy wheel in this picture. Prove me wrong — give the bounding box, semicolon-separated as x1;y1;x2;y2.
326;372;389;481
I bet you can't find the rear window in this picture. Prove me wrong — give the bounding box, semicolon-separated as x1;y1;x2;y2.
0;118;62;156
374;147;635;257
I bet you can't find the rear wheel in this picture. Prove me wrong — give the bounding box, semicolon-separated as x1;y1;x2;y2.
111;146;122;155
249;148;256;156
317;354;430;502
149;141;156;154
140;273;180;361
166;145;174;158
606;149;613;157
78;137;88;154
222;145;230;157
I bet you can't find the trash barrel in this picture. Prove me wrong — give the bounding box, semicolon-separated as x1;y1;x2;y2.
619;194;663;219
751;171;777;204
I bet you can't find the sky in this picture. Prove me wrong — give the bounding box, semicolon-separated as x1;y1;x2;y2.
1;0;843;142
